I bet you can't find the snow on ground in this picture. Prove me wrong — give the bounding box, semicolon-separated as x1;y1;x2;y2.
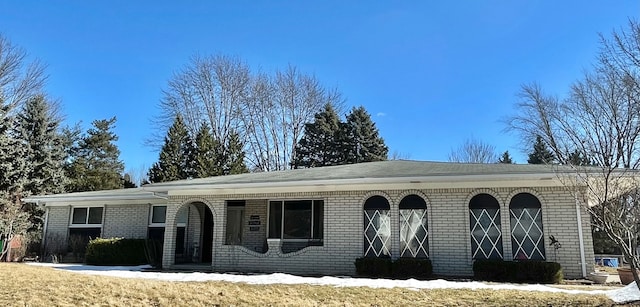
25;262;640;304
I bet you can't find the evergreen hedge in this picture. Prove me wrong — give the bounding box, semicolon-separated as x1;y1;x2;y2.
85;238;148;266
473;259;563;284
355;257;433;279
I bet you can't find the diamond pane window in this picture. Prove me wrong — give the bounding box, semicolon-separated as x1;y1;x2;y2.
363;196;391;257
510;193;545;260
469;194;503;260
399;195;429;258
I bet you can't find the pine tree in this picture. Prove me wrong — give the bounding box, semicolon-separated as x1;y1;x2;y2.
567;150;592;166
224;130;248;175
13;96;67;237
15;96;67;196
67;117;125;191
0;97;30;260
292;104;343;168
498;151;514;164
343;106;388;164
148;115;195;183
123;173;137;188
193;123;223;178
527;135;555;164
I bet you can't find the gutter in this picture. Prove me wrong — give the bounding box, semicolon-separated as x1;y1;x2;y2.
41;203;49;253
23;191;168;203
142;172;568;192
575;193;587;278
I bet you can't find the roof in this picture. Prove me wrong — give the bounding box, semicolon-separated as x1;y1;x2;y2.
146;160;564;187
23;160;578;204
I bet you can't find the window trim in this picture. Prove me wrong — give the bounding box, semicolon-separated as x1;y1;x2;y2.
267;199;324;242
149;205;167;227
69;205;104;228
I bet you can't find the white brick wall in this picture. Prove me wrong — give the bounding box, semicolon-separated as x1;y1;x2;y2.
157;187;592;278
102;204;149;239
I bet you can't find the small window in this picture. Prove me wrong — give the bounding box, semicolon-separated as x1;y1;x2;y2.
71;207;103;225
150;206;167;225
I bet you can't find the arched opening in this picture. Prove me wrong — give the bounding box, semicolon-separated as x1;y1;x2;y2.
469;193;503;260
399;194;429;258
509;193;545;260
174;202;214;264
363;195;391;257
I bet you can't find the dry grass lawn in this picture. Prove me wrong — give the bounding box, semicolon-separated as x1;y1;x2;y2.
0;263;619;306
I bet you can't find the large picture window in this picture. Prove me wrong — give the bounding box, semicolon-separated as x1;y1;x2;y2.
469;194;503;260
364;195;391;258
399;195;429;258
268;200;323;242
510;193;545;260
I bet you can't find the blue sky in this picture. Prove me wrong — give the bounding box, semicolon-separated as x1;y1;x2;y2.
1;1;638;172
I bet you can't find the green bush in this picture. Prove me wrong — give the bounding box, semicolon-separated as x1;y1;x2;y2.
392;258;433;279
473;259;563;284
355;257;433;279
355;257;393;277
85;238;148;266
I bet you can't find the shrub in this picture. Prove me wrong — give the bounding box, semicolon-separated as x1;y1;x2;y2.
355;257;433;279
85;238;148;266
473;259;563;284
392;258;432;279
355;257;393;277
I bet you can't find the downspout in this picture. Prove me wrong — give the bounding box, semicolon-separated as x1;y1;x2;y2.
41;203;49;254
575;194;587;278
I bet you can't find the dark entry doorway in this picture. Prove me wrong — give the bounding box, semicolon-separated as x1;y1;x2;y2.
202;205;214;263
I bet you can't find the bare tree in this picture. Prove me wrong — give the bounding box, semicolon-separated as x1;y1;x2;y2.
0;34;47;111
125;164;150;186
448;138;498;163
390;150;412;160
508;20;640;288
154;56;342;171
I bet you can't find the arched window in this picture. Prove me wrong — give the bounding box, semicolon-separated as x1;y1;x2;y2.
509;193;545;260
469;194;503;259
399;195;429;258
363;196;391;257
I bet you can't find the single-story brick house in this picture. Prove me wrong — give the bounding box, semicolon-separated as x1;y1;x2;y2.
24;160;595;278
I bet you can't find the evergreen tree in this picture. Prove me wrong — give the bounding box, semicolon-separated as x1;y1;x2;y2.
193;123;223;178
567;150;593;166
123;173;137;188
343;106;388;164
15;96;67;196
224;130;248;175
292;104;343;168
67;117;124;191
0;98;30;260
148;115;195;183
498;151;514;164
14;96;67;237
527;135;555;164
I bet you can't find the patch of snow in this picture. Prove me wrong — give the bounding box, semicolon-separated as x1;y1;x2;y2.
24;263;640;304
607;281;640;303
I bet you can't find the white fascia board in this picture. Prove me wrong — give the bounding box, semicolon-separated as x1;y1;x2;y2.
164;174;570;196
23;192;168;206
